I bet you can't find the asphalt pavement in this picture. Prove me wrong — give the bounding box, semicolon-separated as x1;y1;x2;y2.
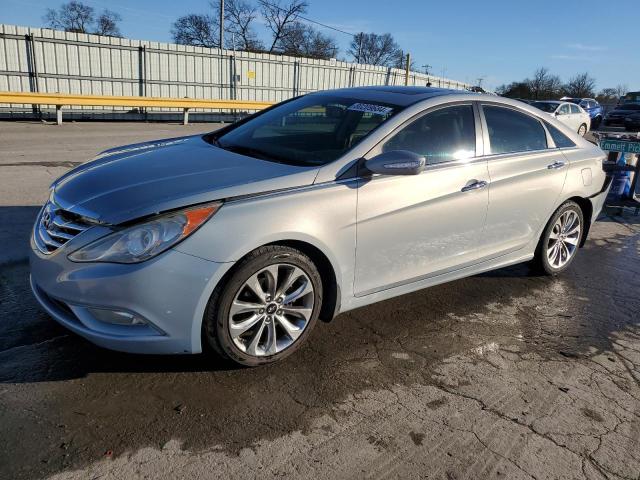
1;122;639;480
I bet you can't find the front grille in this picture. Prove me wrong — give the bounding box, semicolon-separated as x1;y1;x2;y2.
34;202;92;254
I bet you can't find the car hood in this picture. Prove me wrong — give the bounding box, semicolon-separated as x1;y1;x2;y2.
608;110;636;116
51;135;319;225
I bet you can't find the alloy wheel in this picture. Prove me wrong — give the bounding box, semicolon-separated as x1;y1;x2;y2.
578;124;587;136
228;263;314;357
546;210;581;269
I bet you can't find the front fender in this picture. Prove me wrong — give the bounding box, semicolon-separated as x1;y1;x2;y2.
175;180;358;318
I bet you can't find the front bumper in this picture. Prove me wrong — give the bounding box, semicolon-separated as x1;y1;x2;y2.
30;242;232;354
604;117;624;126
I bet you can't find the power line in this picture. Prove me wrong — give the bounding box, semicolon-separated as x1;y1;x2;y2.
264;2;356;37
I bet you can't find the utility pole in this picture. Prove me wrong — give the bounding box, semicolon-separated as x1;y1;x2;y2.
476;76;484;88
422;64;431;75
219;0;224;49
404;52;411;86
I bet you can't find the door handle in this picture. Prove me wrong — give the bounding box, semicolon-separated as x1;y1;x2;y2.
461;180;488;192
547;161;565;169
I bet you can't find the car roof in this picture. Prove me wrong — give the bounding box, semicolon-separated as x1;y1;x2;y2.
311;86;469;107
532;100;562;105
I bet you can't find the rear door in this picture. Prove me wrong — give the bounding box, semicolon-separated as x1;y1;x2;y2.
556;103;572;129
480;104;567;257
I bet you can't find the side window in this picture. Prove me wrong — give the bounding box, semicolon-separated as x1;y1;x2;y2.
558;104;571;115
545;122;576;148
570;104;581;114
382;105;476;164
483;105;548;154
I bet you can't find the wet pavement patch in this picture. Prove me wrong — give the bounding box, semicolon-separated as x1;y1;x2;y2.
1;214;639;479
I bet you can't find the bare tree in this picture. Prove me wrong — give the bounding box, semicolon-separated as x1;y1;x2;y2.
260;0;308;53
526;67;562;100
43;1;94;33
219;0;263;51
95;10;122;37
347;33;402;67
564;72;596;98
496;81;532;98
172;14;219;48
44;1;123;36
597;88;618;103
615;84;628;97
278;22;338;59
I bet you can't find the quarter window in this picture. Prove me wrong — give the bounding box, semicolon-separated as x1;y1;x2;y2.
382;105;476;165
545;122;576;148
483;105;548;154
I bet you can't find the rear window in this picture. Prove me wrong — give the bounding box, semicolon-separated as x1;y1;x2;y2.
531;102;559;113
484;105;548;154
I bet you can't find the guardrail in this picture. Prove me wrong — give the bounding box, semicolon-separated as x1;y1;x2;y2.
0;92;274;125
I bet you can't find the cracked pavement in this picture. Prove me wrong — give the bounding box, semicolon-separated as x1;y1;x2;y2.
1;122;639;479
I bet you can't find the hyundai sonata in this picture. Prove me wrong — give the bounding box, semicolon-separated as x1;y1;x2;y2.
30;87;609;366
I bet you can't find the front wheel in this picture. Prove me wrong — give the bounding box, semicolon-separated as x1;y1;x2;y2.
203;245;322;366
578;124;587;136
532;201;584;275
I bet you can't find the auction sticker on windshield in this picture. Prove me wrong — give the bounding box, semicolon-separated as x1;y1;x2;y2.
348;103;393;115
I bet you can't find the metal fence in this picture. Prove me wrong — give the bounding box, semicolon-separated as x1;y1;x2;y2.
0;23;472;119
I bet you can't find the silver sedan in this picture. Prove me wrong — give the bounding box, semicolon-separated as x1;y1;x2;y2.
30;87;609;366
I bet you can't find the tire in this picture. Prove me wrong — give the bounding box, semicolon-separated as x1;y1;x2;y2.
531;201;584;276
578;124;587;136
203;245;322;366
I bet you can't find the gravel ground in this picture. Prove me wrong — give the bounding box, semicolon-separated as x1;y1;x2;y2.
0;122;639;480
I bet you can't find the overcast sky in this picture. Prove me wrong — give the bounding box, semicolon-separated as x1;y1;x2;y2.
2;0;637;92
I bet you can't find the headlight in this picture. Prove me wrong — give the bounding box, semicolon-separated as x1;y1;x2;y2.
68;202;222;263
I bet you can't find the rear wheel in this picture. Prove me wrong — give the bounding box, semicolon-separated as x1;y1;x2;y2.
203;245;322;366
532;201;584;276
578;124;587;136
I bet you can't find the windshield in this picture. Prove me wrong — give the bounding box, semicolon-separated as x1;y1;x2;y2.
531;102;559;113
209;95;402;167
623;93;640;103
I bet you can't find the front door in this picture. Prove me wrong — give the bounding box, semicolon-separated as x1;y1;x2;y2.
354;104;489;296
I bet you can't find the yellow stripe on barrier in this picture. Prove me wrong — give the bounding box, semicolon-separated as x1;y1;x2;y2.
0;91;273;110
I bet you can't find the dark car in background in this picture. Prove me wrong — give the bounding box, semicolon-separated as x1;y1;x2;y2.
562;97;604;128
624;112;640;131
622;91;640;105
604;103;640;127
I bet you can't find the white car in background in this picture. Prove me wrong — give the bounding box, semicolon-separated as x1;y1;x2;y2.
531;101;590;136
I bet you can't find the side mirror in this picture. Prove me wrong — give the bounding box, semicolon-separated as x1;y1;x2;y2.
365;150;426;176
